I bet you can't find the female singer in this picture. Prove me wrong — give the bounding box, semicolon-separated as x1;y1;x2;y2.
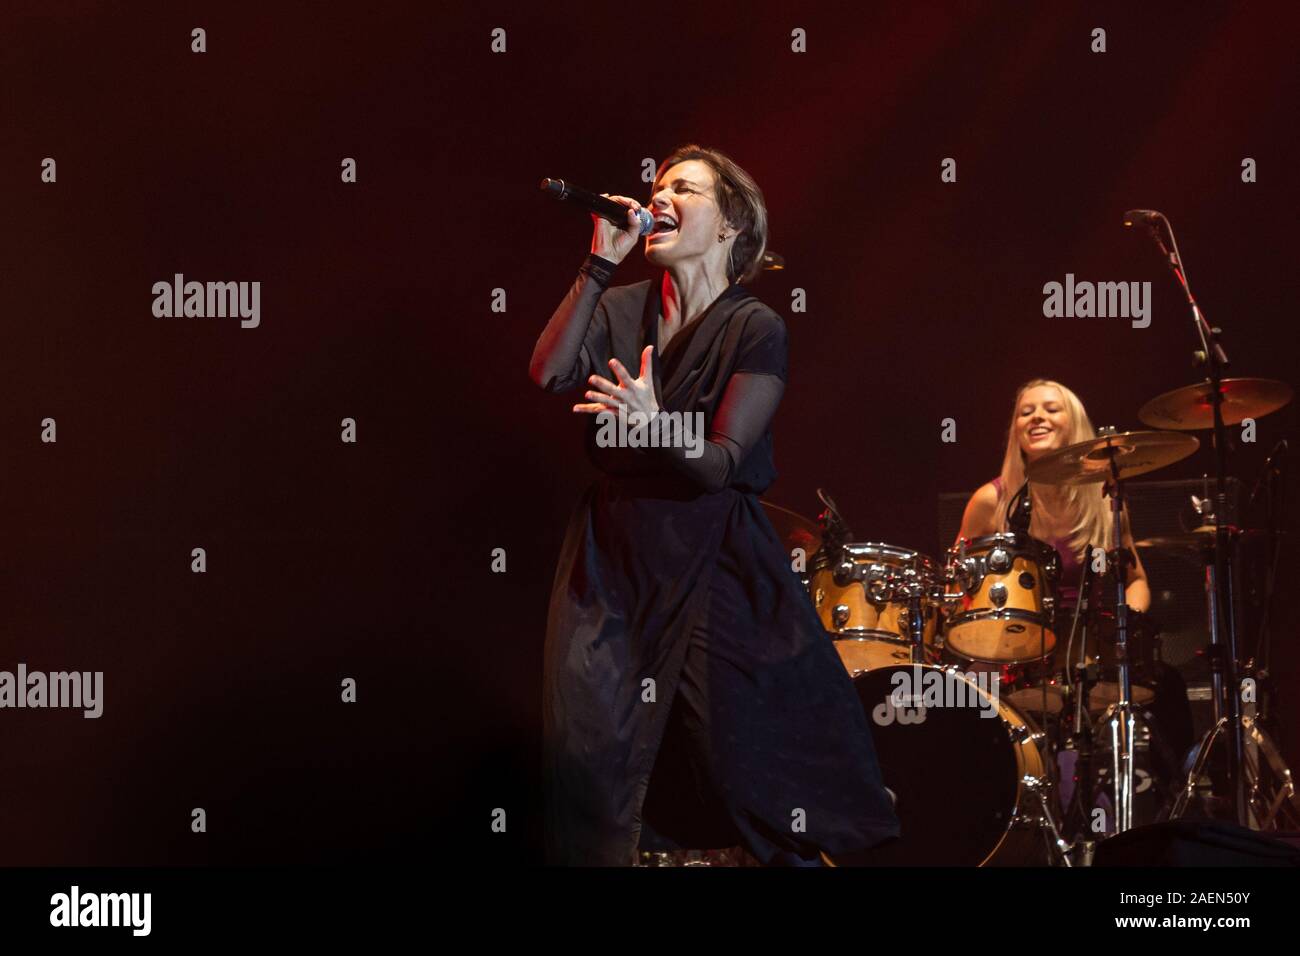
530;145;898;866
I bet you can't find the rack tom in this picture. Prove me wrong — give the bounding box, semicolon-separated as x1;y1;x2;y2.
944;532;1061;664
810;542;941;674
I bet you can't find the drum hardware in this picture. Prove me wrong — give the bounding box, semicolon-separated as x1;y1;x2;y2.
1128;210;1297;827
1027;428;1199;834
1008;725;1047;747
1088;704;1179;834
1057;660;1100;840
1019;775;1075;867
1170;712;1300;832
901;568;935;665
1062;549;1097;730
1169;711;1300;830
831;604;852;629
1066;838;1097;867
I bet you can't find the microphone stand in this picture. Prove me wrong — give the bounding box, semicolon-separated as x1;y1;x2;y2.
1101;446;1136;834
1143;215;1246;826
1061;543;1098;849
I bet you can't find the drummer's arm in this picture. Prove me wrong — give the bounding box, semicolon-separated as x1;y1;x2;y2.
954;482;999;548
1121;509;1151;613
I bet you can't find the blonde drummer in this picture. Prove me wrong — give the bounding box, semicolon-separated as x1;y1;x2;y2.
954;378;1151;615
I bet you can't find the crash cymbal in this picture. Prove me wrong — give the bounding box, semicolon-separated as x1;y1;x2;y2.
761;501;823;555
1138;378;1293;431
1026;431;1200;485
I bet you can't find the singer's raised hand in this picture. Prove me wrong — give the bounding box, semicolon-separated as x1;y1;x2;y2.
572;346;658;418
591;194;643;264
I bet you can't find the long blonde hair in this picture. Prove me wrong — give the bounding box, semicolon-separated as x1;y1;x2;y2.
996;379;1112;557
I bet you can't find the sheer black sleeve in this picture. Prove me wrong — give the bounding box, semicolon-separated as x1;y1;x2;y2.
650;371;785;493
649;310;788;492
528;254;618;393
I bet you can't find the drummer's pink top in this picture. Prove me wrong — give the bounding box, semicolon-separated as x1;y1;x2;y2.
990;476;1083;607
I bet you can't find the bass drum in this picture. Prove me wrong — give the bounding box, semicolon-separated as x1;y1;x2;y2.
833;664;1062;866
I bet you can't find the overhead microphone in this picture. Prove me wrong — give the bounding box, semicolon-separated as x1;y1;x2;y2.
1008;480;1033;534
1249;439;1289;507
539;178;655;235
1122;208;1163;227
1123;208;1182;270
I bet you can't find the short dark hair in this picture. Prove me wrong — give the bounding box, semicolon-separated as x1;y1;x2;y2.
654;145;769;285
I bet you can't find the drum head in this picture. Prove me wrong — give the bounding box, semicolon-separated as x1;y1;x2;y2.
848;665;1022;866
946;617;1056;664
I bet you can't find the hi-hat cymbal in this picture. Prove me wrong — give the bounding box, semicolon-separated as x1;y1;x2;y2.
1026;431;1200;485
761;501;823;555
1138;378;1293;431
1135;525;1280;555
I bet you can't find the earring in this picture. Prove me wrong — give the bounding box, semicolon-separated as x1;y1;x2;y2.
717;233;726;243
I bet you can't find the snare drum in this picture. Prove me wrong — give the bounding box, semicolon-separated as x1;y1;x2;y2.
809;543;941;675
944;532;1061;664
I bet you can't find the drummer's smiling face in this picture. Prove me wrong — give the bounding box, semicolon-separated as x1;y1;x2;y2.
1017;386;1070;461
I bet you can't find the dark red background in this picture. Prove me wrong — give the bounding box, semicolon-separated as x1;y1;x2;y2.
1;1;1295;865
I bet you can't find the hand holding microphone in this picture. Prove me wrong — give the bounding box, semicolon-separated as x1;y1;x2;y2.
539;178;653;265
591;193;646;264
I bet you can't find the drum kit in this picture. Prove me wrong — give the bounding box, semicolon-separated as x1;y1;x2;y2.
640;213;1298;867
764;375;1298;866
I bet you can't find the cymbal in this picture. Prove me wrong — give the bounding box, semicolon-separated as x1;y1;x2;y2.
1138;378;1293;431
1135;525;1278;555
1026;430;1199;485
761;501;823;555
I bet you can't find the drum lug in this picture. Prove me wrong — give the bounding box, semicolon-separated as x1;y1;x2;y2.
832;604;851;629
1009;725;1047;747
1021;774;1049;792
1009;777;1051;826
833;560;856;586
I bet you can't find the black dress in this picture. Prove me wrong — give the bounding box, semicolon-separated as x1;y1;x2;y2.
533;254;899;865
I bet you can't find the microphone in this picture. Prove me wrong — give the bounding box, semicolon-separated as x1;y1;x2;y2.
540;178;654;235
1249;439;1288;507
1122;209;1163;227
1124;208;1182;271
816;488;854;544
1008;480;1032;534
